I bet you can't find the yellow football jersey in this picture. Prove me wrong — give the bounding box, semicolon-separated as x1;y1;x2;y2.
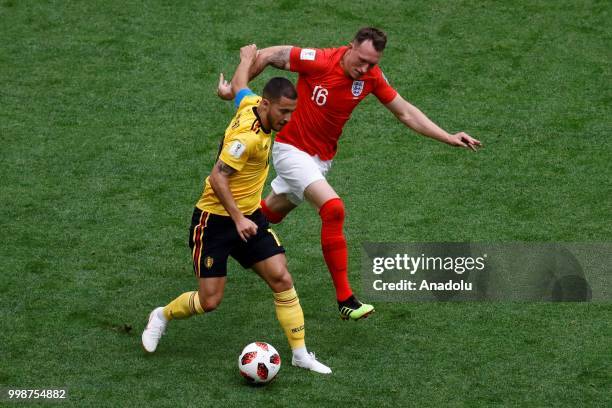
196;93;272;216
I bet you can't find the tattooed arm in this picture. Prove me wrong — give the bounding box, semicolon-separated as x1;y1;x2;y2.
218;45;292;100
249;45;292;80
208;159;258;241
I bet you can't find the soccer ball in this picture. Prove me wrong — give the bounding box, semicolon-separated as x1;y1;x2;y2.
238;342;281;384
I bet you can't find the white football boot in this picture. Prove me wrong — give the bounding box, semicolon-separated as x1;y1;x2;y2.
141;307;167;353
292;351;332;374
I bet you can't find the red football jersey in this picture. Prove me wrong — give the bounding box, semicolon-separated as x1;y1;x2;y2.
275;46;398;160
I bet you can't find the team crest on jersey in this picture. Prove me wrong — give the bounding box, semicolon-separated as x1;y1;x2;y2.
204;256;214;269
351;80;364;97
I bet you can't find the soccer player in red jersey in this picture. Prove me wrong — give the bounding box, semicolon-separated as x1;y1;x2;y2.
218;28;481;320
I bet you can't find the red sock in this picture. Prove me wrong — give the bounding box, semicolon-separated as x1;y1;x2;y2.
260;199;285;224
319;198;353;302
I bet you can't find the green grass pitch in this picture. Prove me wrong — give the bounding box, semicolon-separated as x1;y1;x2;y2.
1;0;610;406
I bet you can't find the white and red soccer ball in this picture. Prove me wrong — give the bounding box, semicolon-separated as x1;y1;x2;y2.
238;342;281;384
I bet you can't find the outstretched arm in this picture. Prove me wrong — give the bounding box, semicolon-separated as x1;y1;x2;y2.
249;45;292;79
385;94;481;151
217;45;293;100
217;44;259;101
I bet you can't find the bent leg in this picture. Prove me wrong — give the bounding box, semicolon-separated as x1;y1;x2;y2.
304;179;339;210
161;277;225;320
251;253;293;292
260;191;297;224
304;180;352;302
267;141;327;222
252;254;304;350
197;277;226;312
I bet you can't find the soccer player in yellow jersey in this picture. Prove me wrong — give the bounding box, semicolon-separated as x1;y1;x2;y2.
142;45;331;374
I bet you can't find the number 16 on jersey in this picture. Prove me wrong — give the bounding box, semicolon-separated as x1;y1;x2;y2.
311;85;328;106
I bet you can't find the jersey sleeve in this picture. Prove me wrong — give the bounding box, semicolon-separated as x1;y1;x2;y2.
372;68;398;104
218;133;253;172
289;46;329;75
235;88;257;109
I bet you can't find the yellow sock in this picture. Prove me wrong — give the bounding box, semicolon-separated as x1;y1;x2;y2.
163;291;204;321
274;287;305;350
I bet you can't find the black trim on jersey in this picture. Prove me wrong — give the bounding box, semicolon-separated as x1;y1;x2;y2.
251;107;271;134
215;135;224;160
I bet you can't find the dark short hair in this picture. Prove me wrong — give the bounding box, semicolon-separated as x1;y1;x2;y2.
262;77;297;102
353;27;387;51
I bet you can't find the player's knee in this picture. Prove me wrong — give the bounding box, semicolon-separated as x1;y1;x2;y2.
271;269;293;293
319;198;345;222
277;271;294;292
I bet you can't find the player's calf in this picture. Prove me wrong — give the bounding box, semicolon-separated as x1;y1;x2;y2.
319;198;353;301
198;291;223;312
